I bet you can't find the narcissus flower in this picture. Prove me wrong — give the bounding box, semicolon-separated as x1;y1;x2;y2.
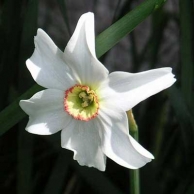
19;12;176;171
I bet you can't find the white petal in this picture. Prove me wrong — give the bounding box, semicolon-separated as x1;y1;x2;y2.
27;29;77;90
99;68;176;111
64;12;108;88
97;106;154;169
61;119;106;171
19;89;71;135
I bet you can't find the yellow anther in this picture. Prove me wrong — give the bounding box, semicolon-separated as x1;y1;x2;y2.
79;92;86;98
78;89;95;108
82;97;89;102
82;101;89;107
87;94;93;101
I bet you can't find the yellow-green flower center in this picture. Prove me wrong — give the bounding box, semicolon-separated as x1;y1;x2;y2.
64;85;99;121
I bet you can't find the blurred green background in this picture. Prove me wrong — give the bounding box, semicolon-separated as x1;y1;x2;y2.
0;0;194;194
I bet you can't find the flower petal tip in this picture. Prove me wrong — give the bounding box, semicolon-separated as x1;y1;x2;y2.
19;100;27;112
81;12;94;18
36;28;46;38
75;158;106;171
142;151;155;161
77;12;94;27
61;144;106;171
25;121;58;136
168;73;176;87
149;153;155;160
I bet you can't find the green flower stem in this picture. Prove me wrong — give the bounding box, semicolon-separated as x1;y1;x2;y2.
130;165;140;194
127;110;140;194
127;110;138;134
0;0;166;135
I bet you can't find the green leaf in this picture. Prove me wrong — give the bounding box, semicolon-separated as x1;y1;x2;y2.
96;0;166;58
0;84;43;136
0;0;166;135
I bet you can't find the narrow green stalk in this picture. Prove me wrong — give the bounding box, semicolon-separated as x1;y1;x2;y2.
127;110;140;194
130;162;140;194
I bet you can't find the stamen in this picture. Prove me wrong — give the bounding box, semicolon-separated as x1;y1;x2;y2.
79;92;86;98
64;85;99;121
82;101;89;107
88;94;93;101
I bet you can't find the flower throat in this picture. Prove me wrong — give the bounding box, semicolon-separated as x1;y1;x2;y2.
64;85;99;121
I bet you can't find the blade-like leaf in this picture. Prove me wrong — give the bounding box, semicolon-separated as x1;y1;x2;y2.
0;84;43;136
0;0;166;135
96;0;166;58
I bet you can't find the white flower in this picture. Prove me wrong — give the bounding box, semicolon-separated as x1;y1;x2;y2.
19;12;176;171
